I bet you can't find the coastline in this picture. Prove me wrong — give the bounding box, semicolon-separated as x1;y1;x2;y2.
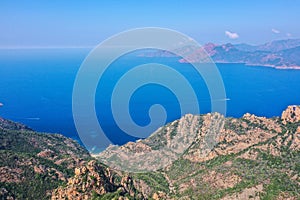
178;60;300;70
245;63;300;70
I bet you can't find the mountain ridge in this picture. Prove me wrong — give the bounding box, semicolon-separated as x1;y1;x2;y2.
53;106;300;199
139;39;300;69
1;105;300;199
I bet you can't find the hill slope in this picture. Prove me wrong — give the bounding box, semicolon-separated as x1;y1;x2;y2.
52;106;300;199
1;106;299;199
0;118;90;199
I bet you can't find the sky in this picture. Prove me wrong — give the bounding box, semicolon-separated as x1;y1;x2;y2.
0;0;299;47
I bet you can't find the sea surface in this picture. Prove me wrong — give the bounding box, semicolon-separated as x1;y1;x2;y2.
1;48;300;148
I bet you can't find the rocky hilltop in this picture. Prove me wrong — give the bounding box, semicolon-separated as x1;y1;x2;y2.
51;160;144;200
281;105;300;124
1;106;300;199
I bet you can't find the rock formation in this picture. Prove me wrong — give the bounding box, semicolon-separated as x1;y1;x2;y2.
281;105;300;124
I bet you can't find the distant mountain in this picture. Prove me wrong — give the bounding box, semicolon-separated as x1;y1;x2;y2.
234;43;259;52
139;39;300;69
206;43;300;68
277;46;300;68
235;39;300;52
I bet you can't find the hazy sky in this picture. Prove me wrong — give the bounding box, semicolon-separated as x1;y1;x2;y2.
1;0;299;47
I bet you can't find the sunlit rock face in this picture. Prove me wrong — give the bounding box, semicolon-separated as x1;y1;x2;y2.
281;105;300;124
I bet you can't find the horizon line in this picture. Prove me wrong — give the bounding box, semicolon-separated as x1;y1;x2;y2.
1;38;299;50
0;45;95;50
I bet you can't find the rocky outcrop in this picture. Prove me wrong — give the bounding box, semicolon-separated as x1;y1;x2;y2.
281;105;300;124
183;112;281;162
96;114;202;172
51;160;143;200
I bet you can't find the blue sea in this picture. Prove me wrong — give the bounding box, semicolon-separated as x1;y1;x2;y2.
1;48;300;148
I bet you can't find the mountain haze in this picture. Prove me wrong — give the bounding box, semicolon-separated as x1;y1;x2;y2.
139;39;300;69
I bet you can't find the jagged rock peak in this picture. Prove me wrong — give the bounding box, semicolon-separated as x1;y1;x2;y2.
281;105;300;124
51;160;143;200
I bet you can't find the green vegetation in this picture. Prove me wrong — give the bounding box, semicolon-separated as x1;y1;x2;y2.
1;106;300;199
134;172;169;194
92;190;135;200
260;174;300;200
0;118;90;199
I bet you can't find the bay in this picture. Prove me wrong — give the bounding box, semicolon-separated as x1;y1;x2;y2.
0;48;300;147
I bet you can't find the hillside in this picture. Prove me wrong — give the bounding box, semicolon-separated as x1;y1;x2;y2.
0;117;90;199
52;106;300;199
1;106;299;199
